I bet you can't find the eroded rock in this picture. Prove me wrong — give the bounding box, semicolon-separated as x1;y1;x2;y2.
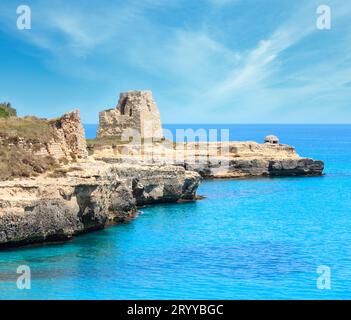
0;161;201;248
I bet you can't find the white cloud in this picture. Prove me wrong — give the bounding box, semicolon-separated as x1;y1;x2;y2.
187;0;351;123
1;0;351;123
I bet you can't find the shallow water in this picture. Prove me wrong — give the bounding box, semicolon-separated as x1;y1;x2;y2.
1;125;351;299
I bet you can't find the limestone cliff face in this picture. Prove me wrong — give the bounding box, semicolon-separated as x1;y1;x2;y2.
97;91;163;141
93;141;324;178
186;157;324;178
180;142;324;178
0;161;201;248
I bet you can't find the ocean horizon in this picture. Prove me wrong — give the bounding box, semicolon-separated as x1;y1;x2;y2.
84;123;351;141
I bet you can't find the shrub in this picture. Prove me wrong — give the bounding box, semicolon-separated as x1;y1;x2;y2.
0;102;17;118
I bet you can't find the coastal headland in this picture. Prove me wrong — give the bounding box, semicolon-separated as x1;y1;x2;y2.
0;92;324;248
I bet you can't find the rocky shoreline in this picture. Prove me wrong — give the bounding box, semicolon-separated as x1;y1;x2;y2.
0;161;201;248
0;90;324;248
97;141;324;178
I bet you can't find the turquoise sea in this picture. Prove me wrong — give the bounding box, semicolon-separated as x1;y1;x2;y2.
0;124;351;299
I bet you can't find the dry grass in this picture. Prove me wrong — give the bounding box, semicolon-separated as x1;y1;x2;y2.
0;145;58;180
47;166;83;178
0;116;61;180
86;136;132;155
0;116;56;142
87;136;132;147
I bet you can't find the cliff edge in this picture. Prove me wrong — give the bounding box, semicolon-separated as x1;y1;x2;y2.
0;160;201;248
0;107;201;248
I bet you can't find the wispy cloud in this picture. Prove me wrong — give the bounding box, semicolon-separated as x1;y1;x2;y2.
183;0;351;122
0;0;350;123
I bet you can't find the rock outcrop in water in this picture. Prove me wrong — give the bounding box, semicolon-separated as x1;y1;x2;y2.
94;140;324;178
92;90;324;178
0;104;200;248
181;142;324;178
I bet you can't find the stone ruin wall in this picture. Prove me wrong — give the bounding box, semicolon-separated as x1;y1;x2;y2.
0;110;88;161
97;90;163;141
50;109;88;160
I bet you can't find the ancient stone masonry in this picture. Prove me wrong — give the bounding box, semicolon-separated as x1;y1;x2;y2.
50;110;88;159
0;110;88;161
97;91;163;141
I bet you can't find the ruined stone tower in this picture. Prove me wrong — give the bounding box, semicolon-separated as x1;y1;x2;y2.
97;90;163;141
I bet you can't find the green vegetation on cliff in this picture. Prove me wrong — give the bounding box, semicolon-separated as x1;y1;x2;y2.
0;103;17;118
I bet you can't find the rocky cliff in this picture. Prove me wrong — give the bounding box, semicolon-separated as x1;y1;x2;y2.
0;161;201;248
181;141;324;178
93;141;324;178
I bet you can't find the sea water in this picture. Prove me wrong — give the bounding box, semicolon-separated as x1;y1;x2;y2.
0;125;351;299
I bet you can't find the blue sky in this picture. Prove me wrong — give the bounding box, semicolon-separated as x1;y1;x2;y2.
0;0;350;124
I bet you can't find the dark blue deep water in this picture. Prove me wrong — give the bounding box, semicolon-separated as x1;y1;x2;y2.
1;125;351;299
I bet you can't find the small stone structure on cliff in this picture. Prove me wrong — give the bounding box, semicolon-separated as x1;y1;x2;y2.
97;90;163;141
264;135;279;144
